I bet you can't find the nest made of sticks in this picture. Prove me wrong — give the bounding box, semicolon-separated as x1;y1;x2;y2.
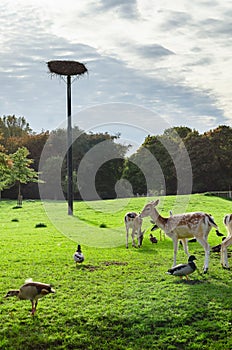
47;60;88;76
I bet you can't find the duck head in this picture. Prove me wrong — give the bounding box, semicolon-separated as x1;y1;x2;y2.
188;255;197;262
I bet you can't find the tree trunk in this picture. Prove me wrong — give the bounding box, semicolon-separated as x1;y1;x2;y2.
17;181;22;206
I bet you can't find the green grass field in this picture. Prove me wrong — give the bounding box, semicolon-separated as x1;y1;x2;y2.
1;194;232;349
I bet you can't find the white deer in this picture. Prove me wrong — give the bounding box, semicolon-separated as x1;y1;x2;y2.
140;199;219;273
125;212;145;249
221;214;232;269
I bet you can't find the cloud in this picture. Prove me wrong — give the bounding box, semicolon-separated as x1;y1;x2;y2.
197;18;232;40
134;44;175;59
94;0;139;19
0;0;230;138
159;10;193;31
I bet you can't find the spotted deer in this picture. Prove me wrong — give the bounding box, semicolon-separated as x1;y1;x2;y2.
221;214;232;269
140;199;219;273
125;212;145;249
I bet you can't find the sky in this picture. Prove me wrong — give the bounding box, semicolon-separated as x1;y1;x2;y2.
0;0;231;147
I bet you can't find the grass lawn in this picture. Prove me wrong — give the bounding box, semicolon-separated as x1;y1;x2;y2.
0;194;232;349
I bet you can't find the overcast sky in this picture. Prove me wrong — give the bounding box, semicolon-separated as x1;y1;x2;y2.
0;0;231;146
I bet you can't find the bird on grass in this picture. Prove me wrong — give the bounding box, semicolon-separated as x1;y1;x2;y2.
5;280;55;315
150;234;158;244
216;229;224;237
179;238;197;246
167;255;197;280
212;237;226;253
211;243;222;253
73;244;84;264
151;223;159;231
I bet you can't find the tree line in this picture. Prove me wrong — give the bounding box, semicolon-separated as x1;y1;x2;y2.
0;115;231;200
123;125;232;195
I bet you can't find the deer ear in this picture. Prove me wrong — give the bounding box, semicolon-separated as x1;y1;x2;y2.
153;199;159;207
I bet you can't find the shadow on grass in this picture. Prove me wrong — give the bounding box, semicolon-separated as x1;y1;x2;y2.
75;264;100;272
75;261;128;272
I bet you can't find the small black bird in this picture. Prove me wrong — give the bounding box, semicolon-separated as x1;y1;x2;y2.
167;255;197;280
151;224;159;231
73;244;84;264
212;237;226;252
150;234;158;243
211;243;222;253
216;229;224;237
179;238;197;246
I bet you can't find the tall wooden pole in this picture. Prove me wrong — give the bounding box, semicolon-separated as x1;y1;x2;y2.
47;60;87;216
67;75;73;215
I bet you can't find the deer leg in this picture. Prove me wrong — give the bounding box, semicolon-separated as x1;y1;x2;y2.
172;236;178;266
138;230;145;248
220;244;224;266
223;246;228;268
131;229;136;248
221;236;232;269
220;241;226;268
137;232;141;248
181;239;190;258
196;237;210;273
126;228;129;249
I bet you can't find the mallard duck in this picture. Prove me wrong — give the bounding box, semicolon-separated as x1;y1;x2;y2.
73;244;84;264
150;234;158;244
167;255;197;280
5;280;55;315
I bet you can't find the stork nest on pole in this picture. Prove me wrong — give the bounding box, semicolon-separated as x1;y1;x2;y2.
47;60;88;76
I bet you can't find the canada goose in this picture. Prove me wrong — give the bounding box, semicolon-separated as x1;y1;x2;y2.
73;244;84;264
5;280;55;315
167;255;197;280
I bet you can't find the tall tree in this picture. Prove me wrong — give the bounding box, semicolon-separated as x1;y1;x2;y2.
0;146;13;197
206;125;232;190
184;126;232;192
9;147;41;205
40;156;64;200
0;115;32;140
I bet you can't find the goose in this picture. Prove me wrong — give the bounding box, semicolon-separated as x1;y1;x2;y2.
5;280;55;315
73;244;84;264
167;255;197;280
